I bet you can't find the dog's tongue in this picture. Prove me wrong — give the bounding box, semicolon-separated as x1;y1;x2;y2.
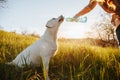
66;16;87;23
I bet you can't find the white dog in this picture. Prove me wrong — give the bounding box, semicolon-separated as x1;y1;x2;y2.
7;15;64;80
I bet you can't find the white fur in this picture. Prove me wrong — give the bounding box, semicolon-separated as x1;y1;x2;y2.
7;15;64;80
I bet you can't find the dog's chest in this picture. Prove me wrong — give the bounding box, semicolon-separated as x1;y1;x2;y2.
44;42;57;55
35;40;57;56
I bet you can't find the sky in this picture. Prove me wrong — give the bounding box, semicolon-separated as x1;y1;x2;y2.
0;0;107;38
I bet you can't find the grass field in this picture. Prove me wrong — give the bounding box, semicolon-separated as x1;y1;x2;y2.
0;30;120;80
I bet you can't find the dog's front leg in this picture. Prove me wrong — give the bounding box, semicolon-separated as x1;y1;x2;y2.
42;57;50;80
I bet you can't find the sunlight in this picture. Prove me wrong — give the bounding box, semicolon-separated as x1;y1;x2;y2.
59;21;91;39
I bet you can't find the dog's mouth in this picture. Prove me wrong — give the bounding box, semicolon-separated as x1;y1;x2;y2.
58;15;64;22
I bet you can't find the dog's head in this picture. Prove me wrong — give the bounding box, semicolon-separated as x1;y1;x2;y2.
46;15;64;28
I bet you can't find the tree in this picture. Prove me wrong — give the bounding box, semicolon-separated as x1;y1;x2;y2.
0;0;7;8
98;14;116;39
86;13;118;47
0;0;6;3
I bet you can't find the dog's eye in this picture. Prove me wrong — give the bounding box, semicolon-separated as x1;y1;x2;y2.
52;18;56;20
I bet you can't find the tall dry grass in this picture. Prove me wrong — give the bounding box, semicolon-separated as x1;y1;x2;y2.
0;30;120;80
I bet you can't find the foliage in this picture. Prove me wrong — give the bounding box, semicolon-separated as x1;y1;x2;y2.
87;13;118;47
0;0;6;2
0;0;7;8
0;30;120;80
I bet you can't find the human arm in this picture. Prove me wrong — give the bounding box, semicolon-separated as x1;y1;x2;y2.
73;0;97;18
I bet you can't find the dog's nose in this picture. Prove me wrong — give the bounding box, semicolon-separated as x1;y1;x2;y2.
58;15;64;19
59;15;64;19
58;15;64;22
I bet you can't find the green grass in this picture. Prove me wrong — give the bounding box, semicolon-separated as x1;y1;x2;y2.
0;30;120;80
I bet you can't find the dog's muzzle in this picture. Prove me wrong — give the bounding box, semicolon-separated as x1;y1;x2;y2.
58;15;64;22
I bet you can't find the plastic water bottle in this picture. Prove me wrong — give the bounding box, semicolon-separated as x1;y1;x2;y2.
66;16;87;23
